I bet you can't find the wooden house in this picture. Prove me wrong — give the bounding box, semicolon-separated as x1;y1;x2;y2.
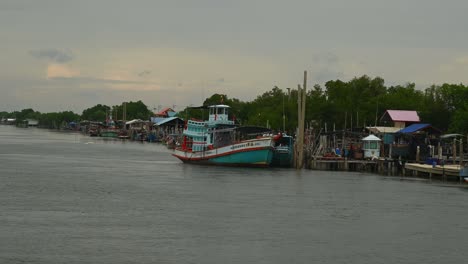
379;110;420;128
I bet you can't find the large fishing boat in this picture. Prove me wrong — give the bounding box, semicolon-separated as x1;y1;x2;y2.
172;104;275;167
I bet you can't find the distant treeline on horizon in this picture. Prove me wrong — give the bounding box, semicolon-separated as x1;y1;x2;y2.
1;75;467;134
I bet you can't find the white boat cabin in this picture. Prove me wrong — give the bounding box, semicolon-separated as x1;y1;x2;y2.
208;105;234;125
183;105;235;152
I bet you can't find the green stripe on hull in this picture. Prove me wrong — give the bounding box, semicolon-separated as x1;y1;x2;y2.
100;132;118;138
209;149;273;166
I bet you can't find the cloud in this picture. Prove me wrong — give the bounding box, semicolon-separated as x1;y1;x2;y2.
312;52;339;64
455;56;468;65
310;52;344;82
47;75;162;92
47;64;80;78
138;70;151;77
30;48;74;63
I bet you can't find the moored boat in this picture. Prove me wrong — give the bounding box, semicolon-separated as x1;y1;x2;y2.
272;134;294;167
100;128;119;138
100;113;119;138
172;104;276;167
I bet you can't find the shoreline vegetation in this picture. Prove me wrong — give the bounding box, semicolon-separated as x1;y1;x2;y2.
0;75;467;134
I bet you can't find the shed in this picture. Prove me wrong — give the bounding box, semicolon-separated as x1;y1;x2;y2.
380;110;420;128
25;119;39;126
362;135;381;159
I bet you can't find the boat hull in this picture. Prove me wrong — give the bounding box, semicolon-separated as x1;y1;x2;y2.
100;130;119;138
272;150;293;167
173;138;274;167
271;136;294;167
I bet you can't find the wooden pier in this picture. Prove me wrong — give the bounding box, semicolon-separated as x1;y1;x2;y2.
404;163;464;180
307;158;402;174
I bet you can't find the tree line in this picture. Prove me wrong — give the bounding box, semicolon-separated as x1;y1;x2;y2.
184;75;468;134
1;75;467;133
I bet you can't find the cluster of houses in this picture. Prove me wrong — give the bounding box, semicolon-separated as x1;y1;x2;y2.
0;118;38;127
1;107;186;144
314;109;466;164
80;107;185;143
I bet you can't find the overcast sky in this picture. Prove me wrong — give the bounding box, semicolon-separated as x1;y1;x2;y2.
1;0;467;112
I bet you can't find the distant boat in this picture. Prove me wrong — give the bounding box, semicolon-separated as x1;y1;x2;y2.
272;134;294;167
100;113;119;138
172;104;276;167
100;128;119;138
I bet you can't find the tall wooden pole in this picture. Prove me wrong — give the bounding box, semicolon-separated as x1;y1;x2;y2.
342;111;347;155
295;71;307;169
301;71;307;168
296;84;302;169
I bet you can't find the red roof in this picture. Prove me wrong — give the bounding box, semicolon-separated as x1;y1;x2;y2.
385;110;420;122
156;107;174;116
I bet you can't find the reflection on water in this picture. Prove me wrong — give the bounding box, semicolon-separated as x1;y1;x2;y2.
1;125;468;264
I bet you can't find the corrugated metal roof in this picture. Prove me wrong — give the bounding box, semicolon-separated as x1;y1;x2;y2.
386;110;420;122
151;117;165;123
366;126;401;134
125;119;144;125
397;123;431;133
156;117;183;126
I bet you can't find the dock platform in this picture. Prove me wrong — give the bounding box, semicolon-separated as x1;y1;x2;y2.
404;163;465;180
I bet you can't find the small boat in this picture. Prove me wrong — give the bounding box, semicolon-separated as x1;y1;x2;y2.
165;134;180;149
88;127;99;137
461;165;468;181
172;104;276;167
272;133;294;167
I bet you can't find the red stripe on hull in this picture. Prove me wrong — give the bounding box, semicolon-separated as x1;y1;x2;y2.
172;146;271;161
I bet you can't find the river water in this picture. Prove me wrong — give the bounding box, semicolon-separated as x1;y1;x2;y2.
1;125;468;264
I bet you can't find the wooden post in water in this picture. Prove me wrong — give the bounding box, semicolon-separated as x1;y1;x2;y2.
295;85;302;169
438;143;442;160
416;146;420;163
459;138;463;165
453;138;457;164
295;71;307;169
301;71;307;166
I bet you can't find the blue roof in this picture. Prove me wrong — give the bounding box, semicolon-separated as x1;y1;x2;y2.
151;117;165;123
155;117;184;126
397;123;431;134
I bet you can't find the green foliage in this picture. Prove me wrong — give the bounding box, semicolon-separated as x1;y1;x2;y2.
111;101;153;121
81;104;110;121
2;76;467;134
35;111;81;129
